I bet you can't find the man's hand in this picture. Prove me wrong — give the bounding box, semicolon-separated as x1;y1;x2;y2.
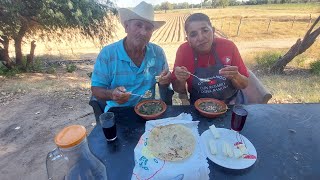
112;86;130;104
219;66;240;80
174;66;190;82
158;69;171;85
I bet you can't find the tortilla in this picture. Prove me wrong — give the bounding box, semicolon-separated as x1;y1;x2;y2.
148;124;195;161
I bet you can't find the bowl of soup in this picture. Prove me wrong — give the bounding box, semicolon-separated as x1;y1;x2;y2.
194;98;227;118
134;100;167;120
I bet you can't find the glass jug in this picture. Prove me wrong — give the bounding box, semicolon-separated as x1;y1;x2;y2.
46;125;107;180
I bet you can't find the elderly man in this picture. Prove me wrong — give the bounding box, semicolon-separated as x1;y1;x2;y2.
91;1;171;112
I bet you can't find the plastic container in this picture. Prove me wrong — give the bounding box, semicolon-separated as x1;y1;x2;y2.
46;125;107;180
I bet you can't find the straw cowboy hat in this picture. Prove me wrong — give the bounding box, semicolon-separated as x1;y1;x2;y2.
118;1;165;29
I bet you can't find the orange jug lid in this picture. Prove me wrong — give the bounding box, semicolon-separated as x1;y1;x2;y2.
54;125;86;148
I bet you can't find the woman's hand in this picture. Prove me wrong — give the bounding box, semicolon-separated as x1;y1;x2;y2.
112;86;130;104
219;66;240;80
219;66;248;89
174;66;190;82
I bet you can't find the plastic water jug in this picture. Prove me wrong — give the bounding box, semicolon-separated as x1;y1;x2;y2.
46;125;107;180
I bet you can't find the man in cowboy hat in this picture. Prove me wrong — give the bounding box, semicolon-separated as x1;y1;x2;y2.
91;1;172;112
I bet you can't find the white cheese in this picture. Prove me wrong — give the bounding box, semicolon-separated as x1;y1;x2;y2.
208;140;217;155
226;142;234;157
222;141;228;157
209;124;220;139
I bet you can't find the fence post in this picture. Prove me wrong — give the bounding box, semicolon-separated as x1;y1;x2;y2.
237;17;242;36
307;14;312;27
291;16;295;28
267;19;272;33
221;18;224;30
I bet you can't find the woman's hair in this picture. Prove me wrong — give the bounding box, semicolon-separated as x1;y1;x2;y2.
184;13;214;32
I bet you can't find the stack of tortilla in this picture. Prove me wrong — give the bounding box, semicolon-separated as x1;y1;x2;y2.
148;124;196;161
131;113;209;180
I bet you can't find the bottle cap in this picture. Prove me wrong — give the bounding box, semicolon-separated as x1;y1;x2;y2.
54;125;86;148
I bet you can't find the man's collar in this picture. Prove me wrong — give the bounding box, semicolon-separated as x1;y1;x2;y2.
118;38;156;62
118;39;131;62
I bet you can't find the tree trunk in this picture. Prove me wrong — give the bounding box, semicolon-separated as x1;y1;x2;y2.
14;21;28;67
26;40;36;70
0;36;13;69
14;35;24;67
270;39;301;74
270;16;320;74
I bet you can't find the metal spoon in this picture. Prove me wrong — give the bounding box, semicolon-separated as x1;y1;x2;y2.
130;90;152;98
185;71;211;82
117;88;152;98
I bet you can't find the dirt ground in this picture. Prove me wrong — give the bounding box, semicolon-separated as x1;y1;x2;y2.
0;38;297;179
0;64;96;179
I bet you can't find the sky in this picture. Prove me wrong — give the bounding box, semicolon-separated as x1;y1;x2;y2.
112;0;202;8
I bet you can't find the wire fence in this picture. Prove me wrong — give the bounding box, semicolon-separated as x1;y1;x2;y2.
211;14;319;38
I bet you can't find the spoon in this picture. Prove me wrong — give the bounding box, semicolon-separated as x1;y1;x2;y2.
129;90;152;98
185;71;211;82
116;88;152;98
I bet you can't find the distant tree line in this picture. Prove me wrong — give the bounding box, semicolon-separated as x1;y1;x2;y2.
244;0;319;5
154;0;320;11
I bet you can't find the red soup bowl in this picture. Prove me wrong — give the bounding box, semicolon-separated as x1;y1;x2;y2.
194;98;227;118
134;99;167;120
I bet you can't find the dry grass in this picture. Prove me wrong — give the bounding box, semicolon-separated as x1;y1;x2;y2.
0;67;92;92
194;4;320;41
242;40;320;69
259;74;320;103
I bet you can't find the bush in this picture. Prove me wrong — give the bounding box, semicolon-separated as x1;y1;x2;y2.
293;55;307;68
310;60;320;75
46;66;56;74
255;51;282;71
0;63;22;77
0;56;45;75
32;58;44;72
66;64;77;73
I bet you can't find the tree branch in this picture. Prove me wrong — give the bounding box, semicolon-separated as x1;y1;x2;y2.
303;15;320;39
270;16;320;74
299;27;320;55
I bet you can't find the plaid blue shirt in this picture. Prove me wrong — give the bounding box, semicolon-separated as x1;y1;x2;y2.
91;39;168;112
